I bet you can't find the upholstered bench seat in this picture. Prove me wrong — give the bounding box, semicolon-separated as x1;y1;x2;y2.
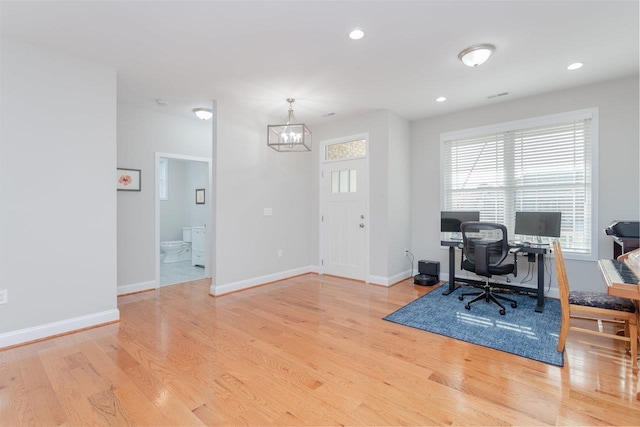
569;291;636;313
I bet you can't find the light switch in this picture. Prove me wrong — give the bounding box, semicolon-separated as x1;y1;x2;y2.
264;208;273;216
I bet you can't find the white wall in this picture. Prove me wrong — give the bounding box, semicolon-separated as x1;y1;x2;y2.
0;39;118;346
117;104;212;292
212;101;312;294
410;75;640;293
160;159;207;242
387;113;412;280
312;110;412;285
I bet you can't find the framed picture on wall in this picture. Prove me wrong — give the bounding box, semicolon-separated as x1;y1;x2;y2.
196;188;205;204
117;168;141;191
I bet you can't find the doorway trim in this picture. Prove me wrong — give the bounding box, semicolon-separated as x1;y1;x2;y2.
318;133;370;282
155;152;213;289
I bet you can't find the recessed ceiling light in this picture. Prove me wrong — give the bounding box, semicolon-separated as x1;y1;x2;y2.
435;97;447;102
567;62;583;70
349;29;365;40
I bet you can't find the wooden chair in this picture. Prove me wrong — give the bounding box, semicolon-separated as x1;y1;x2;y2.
554;241;638;373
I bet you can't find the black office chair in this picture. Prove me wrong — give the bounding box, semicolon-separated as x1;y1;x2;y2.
458;222;518;315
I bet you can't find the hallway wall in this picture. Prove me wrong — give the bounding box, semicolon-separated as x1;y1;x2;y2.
117;103;212;292
0;39;118;345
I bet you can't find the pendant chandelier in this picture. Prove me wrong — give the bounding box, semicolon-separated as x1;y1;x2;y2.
267;98;312;152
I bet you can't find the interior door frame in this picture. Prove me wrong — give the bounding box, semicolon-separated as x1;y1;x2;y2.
318;133;370;282
155;152;213;289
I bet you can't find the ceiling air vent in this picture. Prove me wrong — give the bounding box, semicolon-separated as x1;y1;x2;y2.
487;92;509;99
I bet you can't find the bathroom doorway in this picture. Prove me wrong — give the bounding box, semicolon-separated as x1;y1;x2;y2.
155;153;212;287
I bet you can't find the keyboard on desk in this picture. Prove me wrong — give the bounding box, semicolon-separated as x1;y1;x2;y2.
509;241;549;247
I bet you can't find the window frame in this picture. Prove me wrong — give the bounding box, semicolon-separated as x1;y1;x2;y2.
440;108;599;261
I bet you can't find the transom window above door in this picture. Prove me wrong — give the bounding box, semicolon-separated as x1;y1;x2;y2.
325;138;366;161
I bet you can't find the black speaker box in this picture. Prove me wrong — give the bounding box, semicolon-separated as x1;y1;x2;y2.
418;260;440;278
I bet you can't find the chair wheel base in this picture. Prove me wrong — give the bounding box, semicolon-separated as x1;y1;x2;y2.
457;284;517;315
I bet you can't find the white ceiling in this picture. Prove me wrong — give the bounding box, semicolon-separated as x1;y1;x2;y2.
1;0;638;125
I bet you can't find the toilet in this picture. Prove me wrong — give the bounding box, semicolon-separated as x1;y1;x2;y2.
160;227;192;263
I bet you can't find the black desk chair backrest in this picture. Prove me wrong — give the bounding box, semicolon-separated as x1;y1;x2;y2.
460;222;513;278
458;221;517;315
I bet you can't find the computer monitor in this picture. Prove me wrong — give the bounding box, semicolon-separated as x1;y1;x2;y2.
441;211;480;232
515;211;562;238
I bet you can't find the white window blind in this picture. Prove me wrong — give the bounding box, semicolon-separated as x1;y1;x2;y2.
159;158;168;201
442;110;595;256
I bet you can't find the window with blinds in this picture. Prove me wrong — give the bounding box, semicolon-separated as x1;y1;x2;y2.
441;109;597;258
159;158;168;201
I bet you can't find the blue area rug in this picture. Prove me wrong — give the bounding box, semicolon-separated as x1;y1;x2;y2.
384;286;564;366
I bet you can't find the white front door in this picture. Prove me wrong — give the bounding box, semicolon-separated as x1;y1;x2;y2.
321;156;368;281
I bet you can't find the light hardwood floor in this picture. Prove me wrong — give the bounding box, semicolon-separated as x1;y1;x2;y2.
2;274;640;425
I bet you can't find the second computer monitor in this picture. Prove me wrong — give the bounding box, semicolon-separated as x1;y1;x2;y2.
441;211;480;232
515;211;562;238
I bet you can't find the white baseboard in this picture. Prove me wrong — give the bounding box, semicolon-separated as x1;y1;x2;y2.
117;280;157;296
211;266;314;296
368;269;412;287
0;309;120;349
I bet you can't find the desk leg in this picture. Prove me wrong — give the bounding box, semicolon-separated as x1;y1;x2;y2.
535;253;545;312
442;246;459;295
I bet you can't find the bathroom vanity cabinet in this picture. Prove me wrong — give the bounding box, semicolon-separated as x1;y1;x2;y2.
192;226;205;267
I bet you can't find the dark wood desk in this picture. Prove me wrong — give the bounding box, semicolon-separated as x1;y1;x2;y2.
441;239;548;312
610;235;640;259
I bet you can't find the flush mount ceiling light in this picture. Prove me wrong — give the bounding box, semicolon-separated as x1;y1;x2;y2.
458;44;495;67
192;108;213;120
349;29;365;40
567;62;584;70
267;98;312;152
435;96;447;102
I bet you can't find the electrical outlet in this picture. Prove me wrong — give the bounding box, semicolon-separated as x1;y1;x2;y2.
0;290;7;305
404;249;409;255
277;249;283;258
